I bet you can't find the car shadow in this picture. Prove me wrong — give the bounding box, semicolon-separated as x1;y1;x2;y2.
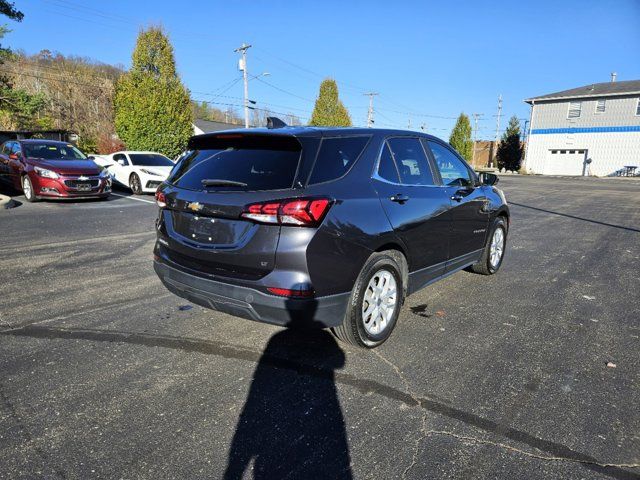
223;299;352;479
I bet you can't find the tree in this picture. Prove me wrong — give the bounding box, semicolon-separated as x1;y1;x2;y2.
449;113;473;162
0;3;50;130
309;78;351;127
114;27;192;158
496;115;523;171
0;1;22;21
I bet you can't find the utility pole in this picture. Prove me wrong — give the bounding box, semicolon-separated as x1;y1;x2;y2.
491;94;503;167
407;117;412;130
471;113;483;166
234;43;252;128
364;92;378;128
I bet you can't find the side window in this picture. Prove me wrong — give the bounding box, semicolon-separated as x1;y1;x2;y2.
427;141;473;187
114;153;129;165
387;137;435;186
377;142;400;183
308;136;369;185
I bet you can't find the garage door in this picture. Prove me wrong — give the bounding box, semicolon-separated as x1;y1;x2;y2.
542;149;586;176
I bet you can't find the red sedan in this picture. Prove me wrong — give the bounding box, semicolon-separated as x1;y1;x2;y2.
0;139;111;202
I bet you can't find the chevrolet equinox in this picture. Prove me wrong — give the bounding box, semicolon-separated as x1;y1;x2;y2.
153;125;509;348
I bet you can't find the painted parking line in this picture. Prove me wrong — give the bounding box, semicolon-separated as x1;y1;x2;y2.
110;193;156;204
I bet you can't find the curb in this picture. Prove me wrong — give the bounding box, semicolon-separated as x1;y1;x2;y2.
0;194;16;209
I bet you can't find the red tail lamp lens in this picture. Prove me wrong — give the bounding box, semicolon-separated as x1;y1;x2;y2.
155;191;166;208
241;197;332;227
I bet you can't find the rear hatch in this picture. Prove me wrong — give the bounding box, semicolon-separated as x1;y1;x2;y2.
158;133;313;280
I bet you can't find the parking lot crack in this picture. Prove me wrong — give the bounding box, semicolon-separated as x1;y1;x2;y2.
370;351;639;480
372;350;427;480
424;429;640;470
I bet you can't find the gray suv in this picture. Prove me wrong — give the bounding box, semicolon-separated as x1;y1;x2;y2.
153;126;509;348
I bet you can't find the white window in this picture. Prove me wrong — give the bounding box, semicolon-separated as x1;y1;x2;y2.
595;99;606;113
568;101;582;118
636;98;640;116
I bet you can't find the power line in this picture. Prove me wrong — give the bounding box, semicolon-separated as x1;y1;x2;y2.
0;68;113;90
254;77;315;103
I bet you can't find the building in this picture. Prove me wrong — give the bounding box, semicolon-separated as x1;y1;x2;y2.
192;119;243;135
523;75;640;176
0;129;76;144
470;141;495;169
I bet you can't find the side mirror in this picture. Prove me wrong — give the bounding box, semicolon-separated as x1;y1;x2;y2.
479;172;499;186
8;153;18;160
117;159;126;166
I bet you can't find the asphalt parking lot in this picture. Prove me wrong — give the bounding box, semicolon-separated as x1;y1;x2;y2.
0;176;639;480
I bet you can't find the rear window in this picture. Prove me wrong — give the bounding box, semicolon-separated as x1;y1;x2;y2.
168;135;302;191
308;136;370;185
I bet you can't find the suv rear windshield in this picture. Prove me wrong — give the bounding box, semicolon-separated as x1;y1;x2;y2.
168;135;302;191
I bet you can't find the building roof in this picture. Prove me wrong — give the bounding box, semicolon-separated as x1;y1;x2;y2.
525;79;640;103
193;119;243;133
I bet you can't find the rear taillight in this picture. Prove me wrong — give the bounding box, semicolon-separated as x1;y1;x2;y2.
155;190;166;208
241;197;332;227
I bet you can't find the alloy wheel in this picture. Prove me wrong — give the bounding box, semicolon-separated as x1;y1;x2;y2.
362;269;397;335
489;227;505;268
22;176;32;199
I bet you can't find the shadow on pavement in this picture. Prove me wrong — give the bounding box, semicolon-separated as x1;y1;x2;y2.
510;202;640;233
223;327;352;479
3;324;639;480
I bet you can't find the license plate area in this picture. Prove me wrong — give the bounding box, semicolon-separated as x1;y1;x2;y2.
171;211;253;246
76;182;92;191
189;216;219;242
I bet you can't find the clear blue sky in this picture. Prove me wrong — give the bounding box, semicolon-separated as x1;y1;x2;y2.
8;0;640;139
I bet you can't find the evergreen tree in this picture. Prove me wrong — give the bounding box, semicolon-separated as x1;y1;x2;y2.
114;27;192;158
309;78;351;127
496;115;523;171
449;113;473;162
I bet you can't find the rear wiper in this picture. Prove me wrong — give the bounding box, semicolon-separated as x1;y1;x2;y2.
201;179;248;188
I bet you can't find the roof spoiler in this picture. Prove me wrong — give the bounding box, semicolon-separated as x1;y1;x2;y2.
267;116;287;129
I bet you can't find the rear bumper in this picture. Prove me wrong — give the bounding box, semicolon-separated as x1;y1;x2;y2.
153;260;350;328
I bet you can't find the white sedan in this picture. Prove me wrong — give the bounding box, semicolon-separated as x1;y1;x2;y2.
93;151;175;194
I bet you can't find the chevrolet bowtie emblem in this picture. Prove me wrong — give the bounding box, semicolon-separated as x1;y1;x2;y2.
78;176;88;181
187;202;203;212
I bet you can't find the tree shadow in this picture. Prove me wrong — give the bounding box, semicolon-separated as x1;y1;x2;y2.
224;298;352;480
510;201;640;233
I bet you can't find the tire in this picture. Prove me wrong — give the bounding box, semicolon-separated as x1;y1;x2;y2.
129;173;142;195
21;175;37;202
332;251;406;348
470;217;508;275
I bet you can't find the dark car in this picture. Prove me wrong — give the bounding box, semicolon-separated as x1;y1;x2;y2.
153;126;509;348
0;139;111;201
